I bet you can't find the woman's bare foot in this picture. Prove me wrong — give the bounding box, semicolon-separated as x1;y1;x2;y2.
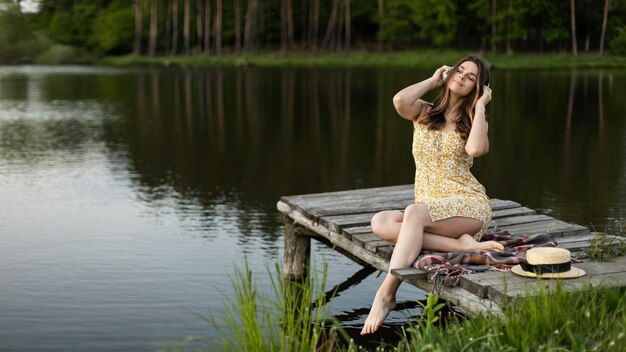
360;291;396;335
458;234;504;251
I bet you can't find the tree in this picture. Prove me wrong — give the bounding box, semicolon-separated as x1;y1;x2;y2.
308;0;320;51
410;0;457;47
204;0;211;54
133;0;142;55
215;0;222;55
600;0;610;54
148;0;157;57
244;0;257;53
233;0;240;53
171;0;179;54
570;0;578;55
344;0;351;51
183;0;190;54
377;0;383;51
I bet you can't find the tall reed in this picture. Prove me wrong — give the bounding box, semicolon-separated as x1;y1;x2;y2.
213;259;349;352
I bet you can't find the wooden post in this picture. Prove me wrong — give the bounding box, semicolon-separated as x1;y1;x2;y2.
283;221;311;281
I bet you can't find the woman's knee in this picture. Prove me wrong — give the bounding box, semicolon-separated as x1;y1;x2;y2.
371;211;392;234
403;203;431;225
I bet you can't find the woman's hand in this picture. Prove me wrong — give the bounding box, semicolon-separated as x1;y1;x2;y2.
477;85;492;108
432;65;451;87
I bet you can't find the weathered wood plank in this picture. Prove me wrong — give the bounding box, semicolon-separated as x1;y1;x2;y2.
490;199;521;211
488;214;553;228
491;207;536;219
281;184;412;204
320;212;377;233
308;198;414;218
392;268;428;281
497;219;588;237
351;233;381;247
365;240;394;252
343;226;374;236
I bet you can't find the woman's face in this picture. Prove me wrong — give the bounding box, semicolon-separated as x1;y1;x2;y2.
448;61;479;97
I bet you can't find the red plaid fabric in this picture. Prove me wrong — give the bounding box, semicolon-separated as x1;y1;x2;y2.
413;229;558;287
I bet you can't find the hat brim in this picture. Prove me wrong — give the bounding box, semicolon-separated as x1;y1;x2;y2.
511;264;586;279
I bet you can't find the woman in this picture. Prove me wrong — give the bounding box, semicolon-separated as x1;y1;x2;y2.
361;54;504;335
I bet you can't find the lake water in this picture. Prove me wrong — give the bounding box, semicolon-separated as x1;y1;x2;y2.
0;65;624;351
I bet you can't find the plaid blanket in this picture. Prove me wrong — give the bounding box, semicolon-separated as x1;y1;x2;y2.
412;229;558;287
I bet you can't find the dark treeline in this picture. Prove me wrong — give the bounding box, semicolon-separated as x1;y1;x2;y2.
1;0;626;64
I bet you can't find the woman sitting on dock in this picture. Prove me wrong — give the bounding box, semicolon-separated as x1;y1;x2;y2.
361;54;505;335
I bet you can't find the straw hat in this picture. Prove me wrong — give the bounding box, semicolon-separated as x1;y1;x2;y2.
511;247;585;279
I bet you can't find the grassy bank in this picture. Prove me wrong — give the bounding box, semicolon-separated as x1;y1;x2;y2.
100;50;626;69
201;259;626;352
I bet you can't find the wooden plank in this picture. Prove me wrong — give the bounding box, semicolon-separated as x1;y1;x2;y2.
308;197;414;218
281;184;411;203
364;240;394;252
378;245;394;260
351;233;381;247
352;232;381;247
320;212;377;232
392;268;428;281
497;219;588;237
491;207;536;219
343;226;373;236
488;214;553;228
490;199;521;211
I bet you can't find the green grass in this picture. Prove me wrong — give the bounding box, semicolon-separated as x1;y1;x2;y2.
202;258;626;352
99;50;626;69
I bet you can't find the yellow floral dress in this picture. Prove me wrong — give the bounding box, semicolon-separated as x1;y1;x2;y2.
412;122;491;240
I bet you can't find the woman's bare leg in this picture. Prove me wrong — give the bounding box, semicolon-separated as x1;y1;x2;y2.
361;205;502;335
371;210;504;251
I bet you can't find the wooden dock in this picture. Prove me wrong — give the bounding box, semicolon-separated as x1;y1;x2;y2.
277;184;625;315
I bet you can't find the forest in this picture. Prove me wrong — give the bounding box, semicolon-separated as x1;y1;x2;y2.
1;0;625;64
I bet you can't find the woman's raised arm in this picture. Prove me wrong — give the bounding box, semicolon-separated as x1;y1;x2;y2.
392;66;450;121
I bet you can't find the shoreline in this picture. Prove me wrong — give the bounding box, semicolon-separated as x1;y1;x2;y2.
97;50;626;69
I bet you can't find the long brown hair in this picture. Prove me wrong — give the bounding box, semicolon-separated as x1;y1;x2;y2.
419;54;491;141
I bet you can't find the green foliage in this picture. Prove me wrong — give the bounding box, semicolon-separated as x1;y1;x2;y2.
208;260;347;352
0;1;41;63
586;219;626;260
398;283;626;352
410;0;457;47
91;1;134;54
378;0;418;45
610;27;626;56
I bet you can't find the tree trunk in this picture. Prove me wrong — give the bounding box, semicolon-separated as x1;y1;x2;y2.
234;0;241;53
165;0;173;53
308;0;320;51
196;0;203;51
215;0;223;55
377;0;383;51
491;0;496;52
183;0;190;54
148;0;158;57
570;0;577;55
133;0;142;55
505;0;512;54
286;0;294;49
281;0;287;55
204;0;211;54
344;0;350;52
171;0;179;54
244;0;257;53
599;0;609;55
322;0;340;50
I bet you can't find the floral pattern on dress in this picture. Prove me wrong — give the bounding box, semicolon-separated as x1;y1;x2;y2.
412;122;492;240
